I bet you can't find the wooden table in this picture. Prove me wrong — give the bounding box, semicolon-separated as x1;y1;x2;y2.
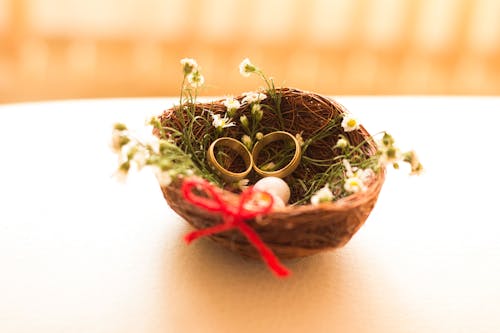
1;97;499;333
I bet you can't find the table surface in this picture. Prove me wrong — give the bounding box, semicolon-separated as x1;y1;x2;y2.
0;96;499;333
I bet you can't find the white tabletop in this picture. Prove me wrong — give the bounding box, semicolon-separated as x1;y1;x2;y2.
0;96;499;333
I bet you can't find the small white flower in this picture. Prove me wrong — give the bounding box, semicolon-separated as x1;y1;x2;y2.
356;168;375;184
239;58;257;77
251;103;261;114
222;97;241;114
341;115;360;132
240;115;249;128
344;176;367;193
114;161;130;183
237;178;250;190
114;168;128;184
111;130;122;153
379;146;401;165
110;130;130;153
187;70;204;88
311;184;334;205
134;128;160;152
155;169;172;187
144;138;160;155
180;58;198;75
211;113;236;130
242;91;267;104
342;159;354;177
251;103;263;122
379;132;395;148
342;159;373;192
132;149;148;170
255;109;263;122
403;150;423;175
335;136;349;148
241;135;252;149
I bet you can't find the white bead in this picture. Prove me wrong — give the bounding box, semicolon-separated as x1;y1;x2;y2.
254;177;291;204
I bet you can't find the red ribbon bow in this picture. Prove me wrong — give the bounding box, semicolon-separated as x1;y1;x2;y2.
182;178;290;277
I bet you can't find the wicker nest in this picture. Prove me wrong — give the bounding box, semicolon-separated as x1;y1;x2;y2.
157;88;385;259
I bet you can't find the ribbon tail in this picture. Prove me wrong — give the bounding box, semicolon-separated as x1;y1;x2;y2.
237;222;291;278
184;222;235;244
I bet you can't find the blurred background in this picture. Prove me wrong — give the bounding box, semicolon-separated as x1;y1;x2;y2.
0;0;499;103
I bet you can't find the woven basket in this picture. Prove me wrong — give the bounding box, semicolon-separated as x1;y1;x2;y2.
157;88;385;259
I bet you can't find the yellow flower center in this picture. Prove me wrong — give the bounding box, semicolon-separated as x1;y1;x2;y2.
349;179;359;187
347;119;357;128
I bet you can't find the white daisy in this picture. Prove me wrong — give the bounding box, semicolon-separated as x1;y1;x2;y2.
356;168;375;184
335;136;349;148
242;91;267;104
128;147;146;170
251;103;261;114
240;115;249;128
211;113;236;130
114;161;130;183
237;178;250;190
241;135;252;149
379;146;401;165
180;58;198;75
342;159;354;177
310;185;334;205
222;97;241;115
239;58;257;77
341;115;360;132
379;132;395;148
343;176;367;193
110;130;129;153
187;70;204;88
114;168;128;184
403;150;424;175
154;168;172;187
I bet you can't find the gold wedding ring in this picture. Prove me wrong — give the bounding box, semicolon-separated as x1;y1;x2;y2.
208;131;302;182
207;137;253;182
251;131;301;178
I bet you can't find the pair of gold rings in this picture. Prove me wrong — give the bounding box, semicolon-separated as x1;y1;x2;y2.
207;131;301;182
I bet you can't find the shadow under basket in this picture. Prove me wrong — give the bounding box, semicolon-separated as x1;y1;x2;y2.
158;88;386;259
